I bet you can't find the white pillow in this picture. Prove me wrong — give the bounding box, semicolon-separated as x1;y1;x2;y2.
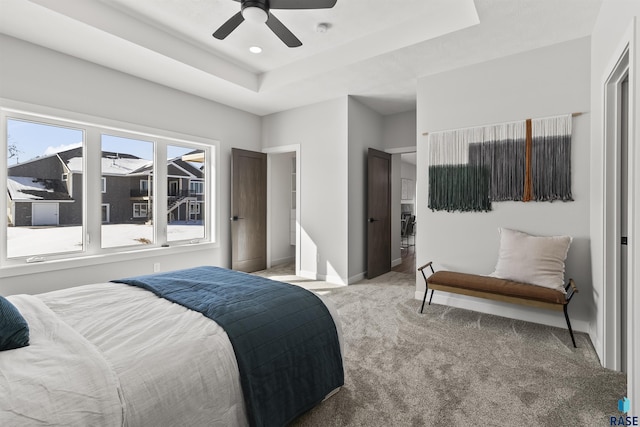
490;228;572;292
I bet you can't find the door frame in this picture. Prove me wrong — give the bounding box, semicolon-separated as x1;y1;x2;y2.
601;20;638;411
263;144;301;276
603;41;629;373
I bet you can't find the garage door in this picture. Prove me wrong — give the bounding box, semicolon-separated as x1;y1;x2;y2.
32;203;59;226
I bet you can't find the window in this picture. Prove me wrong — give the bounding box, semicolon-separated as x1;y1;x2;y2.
101;134;154;249
5;118;84;259
189;181;204;195
102;204;110;223
167;145;205;242
133;203;148;218
2;106;216;266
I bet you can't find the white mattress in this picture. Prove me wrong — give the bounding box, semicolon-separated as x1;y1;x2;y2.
0;281;343;426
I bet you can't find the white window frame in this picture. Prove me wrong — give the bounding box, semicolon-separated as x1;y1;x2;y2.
132;203;148;218
189;201;201;214
101;203;110;223
1;101;218;274
189;180;204;195
140;179;149;193
101;177;106;193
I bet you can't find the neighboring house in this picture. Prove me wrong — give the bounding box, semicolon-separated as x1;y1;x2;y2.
7;147;204;226
6;176;74;226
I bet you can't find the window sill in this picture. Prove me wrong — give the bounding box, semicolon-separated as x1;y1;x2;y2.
0;241;218;279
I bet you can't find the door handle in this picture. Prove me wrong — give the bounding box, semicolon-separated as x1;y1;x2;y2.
230;216;244;221
368;217;378;223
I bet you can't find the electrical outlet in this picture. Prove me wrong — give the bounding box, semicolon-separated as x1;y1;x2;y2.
153;263;160;272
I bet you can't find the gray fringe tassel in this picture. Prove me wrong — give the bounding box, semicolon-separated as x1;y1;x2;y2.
428;165;491;212
469;139;526;201
531;135;573;201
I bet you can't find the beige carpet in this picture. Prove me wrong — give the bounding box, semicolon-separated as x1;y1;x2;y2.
256;266;626;427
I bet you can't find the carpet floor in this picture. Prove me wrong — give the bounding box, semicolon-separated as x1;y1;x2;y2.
257;267;626;426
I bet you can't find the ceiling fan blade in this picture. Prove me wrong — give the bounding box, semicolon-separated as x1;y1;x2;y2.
266;13;302;47
213;11;244;40
269;0;337;10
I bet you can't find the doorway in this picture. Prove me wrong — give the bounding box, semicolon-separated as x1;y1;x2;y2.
388;149;417;274
264;145;301;276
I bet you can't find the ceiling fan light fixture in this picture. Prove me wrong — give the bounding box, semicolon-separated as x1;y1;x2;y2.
242;6;268;24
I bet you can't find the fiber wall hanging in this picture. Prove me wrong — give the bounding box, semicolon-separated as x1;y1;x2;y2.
427;114;573;212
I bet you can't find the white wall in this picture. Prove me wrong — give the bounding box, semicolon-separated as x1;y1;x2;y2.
269;151;295;266
382;110;417;150
416;37;592;331
262;98;349;284
0;35;262;295
590;0;640;412
347;97;384;280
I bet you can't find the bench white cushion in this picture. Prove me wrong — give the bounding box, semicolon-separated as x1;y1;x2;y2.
490;228;571;293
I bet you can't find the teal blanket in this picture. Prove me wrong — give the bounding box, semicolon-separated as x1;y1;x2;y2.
113;266;343;427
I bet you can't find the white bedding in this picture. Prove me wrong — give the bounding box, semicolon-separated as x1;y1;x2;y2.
0;281;343;427
0;294;124;426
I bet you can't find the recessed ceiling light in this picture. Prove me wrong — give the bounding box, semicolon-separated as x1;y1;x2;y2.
249;46;262;54
316;23;330;33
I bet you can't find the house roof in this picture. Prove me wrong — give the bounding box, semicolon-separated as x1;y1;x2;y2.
7;176;73;201
10;147;202;179
66;156;153;175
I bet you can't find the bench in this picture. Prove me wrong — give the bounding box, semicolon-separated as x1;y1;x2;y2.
417;261;579;347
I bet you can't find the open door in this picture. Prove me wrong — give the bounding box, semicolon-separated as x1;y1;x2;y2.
367;148;391;279
231;148;267;272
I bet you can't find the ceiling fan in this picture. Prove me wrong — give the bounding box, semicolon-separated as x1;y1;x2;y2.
213;0;337;48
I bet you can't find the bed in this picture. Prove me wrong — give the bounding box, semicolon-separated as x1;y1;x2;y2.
0;266;344;427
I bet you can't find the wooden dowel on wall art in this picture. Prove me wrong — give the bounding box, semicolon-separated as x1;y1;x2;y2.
421;112;585;136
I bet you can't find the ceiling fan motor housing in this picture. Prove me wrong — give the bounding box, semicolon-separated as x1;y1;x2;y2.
241;0;269;23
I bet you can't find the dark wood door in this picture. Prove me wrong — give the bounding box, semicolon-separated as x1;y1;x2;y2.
231;148;267;272
367;148;391;279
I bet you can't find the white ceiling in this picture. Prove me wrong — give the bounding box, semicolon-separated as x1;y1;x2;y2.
0;0;602;116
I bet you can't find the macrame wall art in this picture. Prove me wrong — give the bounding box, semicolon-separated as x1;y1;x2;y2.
427;114;573;212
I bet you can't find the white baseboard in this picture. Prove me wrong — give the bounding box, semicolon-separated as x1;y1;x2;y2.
270;256;295;267
391;258;402;268
414;290;590;334
324;274;348;286
299;270;317;281
589;330;603;365
299;269;349;286
348;272;366;284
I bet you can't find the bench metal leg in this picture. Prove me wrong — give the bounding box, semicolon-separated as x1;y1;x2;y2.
418;262;436;314
420;287;428;313
563;305;577;348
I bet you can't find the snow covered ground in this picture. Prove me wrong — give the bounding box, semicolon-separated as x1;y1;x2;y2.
7;223;204;258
